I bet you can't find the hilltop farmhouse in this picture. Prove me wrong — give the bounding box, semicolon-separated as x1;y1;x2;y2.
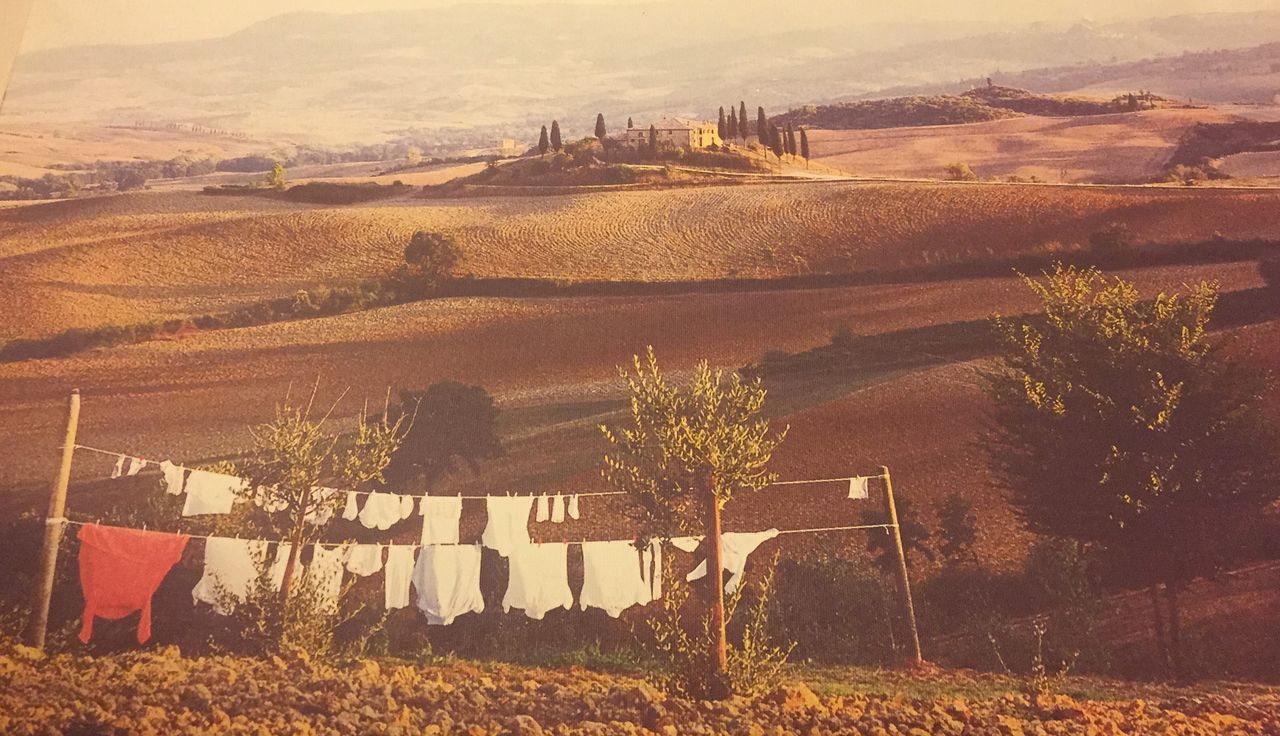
623;117;721;149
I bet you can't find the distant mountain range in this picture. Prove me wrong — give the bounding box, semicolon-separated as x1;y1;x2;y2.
6;4;1280;146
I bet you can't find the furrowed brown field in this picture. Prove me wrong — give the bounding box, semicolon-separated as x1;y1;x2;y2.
4;181;1280;339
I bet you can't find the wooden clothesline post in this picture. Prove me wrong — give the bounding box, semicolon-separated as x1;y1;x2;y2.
26;388;80;650
882;464;923;667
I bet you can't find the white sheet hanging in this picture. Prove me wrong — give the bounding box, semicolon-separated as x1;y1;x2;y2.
420;495;463;545
685;529;780;594
412;544;485;625
481;496;534;557
192;537;269;614
181;470;247;516
503;543;573;620
579;540;652;617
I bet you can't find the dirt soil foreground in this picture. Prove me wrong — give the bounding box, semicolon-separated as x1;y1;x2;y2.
1;645;1276;735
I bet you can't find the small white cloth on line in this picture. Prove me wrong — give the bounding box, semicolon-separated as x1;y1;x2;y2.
481;496;534;557
567;494;580;520
342;491;359;521
126;456;145;476
413;544;485;625
848;476;870;500
550;494;566;524
503;543;573;620
182;470;247;516
158;460;185;495
384;545;417;610
420;495;463;545
359;491;403;531
192;537;270;615
111;455;125;479
345;544;384;577
399;494;416;520
535;494;550;522
685;529;780;595
304;544;348;612
579;540;653;617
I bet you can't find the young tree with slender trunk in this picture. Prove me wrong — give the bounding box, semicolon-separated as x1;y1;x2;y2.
538;125;549;157
594;113;607;141
600;348;787;699
987;265;1278;680
550;120;562;152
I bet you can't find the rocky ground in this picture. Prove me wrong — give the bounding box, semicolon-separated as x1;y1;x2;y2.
0;644;1276;735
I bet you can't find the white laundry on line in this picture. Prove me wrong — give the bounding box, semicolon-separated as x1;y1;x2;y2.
685;529;780;594
158;460;185;496
192;537;270;615
384;545;417;610
420;495;463;545
182;470;247;516
345;544;384;577
481;496;534;557
503;543;573;620
579;540;652;618
413;544;485;625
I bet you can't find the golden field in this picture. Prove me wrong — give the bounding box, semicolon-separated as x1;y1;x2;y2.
3;182;1280;340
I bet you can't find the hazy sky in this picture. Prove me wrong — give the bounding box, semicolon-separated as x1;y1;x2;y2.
17;0;1280;51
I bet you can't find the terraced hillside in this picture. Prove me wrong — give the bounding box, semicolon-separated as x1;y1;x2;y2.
4;181;1280;339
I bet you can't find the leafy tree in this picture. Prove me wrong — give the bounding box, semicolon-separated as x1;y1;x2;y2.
265;162;286;190
601;347;787;699
239;393;406;601
800;128;810;163
550;120;562;152
538;125;549;157
403;230;463;288
594;113;607;140
938;492;978;564
386;382;502;488
861;493;933;575
944;162;978;181
738;101;748;140
717;107;727;140
987;265;1278;678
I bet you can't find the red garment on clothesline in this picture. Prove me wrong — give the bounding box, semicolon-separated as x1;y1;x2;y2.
78;524;189;644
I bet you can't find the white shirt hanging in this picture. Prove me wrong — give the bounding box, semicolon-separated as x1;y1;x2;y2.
579;540;652;617
481;496;534;557
503;543;573;620
181;470;247;516
412;544;485;625
345;544;385;577
420;495;463;545
384;545;417;610
158;460;185;495
685;529;780;594
192;537;269;615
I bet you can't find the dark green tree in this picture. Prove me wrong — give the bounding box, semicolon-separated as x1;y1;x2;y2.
799;127;810;162
861;493;933;574
550;120;562;152
648;124;658;155
768;123;784;159
594;113;607;140
717;107;727;140
987;265;1279;678
537;125;549;157
627;116;634;129
385;382;503;488
785;124;797;158
728;108;738;143
403;231;462;288
738;101;748;140
756;106;767;142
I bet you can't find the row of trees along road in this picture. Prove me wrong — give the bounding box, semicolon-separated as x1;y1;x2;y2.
987;265;1278;680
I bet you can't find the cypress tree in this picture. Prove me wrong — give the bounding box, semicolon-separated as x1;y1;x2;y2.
800;127;810;164
786;124;797;158
738;101;748;140
595;113;607;140
717;107;726;140
769;123;784;159
538;125;549;157
550;120;562;152
756;107;767;143
627;116;634;129
728;108;738;143
648;124;658;155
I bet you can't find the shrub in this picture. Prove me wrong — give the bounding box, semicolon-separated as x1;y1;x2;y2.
403;231;463;288
769;557;896;664
944;162;979;181
1088;222;1133;252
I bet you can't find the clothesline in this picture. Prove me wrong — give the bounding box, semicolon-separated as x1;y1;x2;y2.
69;442;884;498
50;517;895;546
